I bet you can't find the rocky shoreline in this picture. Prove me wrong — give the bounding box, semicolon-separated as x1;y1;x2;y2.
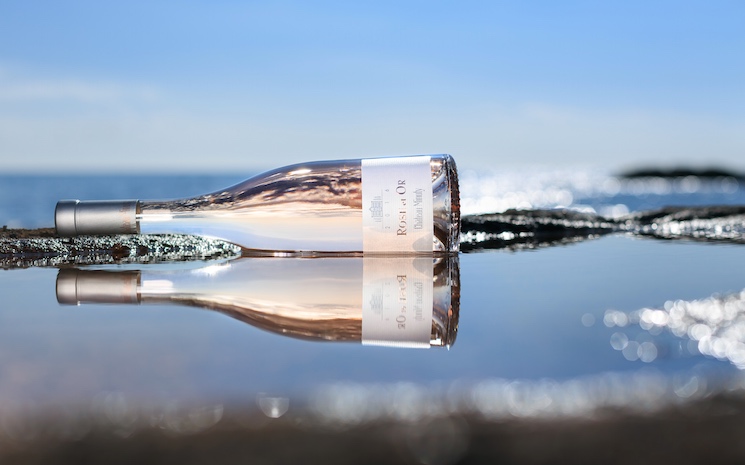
0;228;241;268
3;204;744;267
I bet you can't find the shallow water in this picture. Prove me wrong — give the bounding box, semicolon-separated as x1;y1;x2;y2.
1;169;745;420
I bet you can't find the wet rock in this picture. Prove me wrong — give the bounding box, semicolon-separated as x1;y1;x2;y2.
0;229;242;268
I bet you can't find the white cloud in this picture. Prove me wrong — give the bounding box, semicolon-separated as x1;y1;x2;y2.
1;105;743;173
0;64;742;172
0;66;158;104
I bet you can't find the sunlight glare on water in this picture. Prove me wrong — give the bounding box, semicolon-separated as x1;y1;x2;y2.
459;168;744;216
605;289;745;369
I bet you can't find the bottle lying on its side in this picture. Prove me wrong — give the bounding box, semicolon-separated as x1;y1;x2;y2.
55;154;460;255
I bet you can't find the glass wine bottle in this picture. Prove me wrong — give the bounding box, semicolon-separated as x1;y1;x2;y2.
56;256;460;348
55;154;460;254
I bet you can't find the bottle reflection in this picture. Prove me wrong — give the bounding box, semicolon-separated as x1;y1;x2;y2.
56;256;460;349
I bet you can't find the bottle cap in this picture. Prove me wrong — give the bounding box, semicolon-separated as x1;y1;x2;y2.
55;200;139;236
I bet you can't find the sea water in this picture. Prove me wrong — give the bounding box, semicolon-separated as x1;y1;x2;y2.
1;168;744;419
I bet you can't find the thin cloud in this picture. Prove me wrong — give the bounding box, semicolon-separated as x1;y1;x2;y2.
1;104;743;173
0;66;158;104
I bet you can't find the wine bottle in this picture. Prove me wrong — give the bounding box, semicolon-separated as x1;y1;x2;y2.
55;154;460;254
56;256;460;348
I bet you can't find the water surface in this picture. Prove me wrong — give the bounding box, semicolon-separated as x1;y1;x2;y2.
1;168;744;419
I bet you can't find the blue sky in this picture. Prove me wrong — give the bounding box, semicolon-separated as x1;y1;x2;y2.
0;1;743;172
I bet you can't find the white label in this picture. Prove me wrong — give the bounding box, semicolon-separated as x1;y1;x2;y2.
361;156;433;253
361;257;434;348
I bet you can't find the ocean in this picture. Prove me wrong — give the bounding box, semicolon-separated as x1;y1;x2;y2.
1;167;745;423
2;167;745;228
